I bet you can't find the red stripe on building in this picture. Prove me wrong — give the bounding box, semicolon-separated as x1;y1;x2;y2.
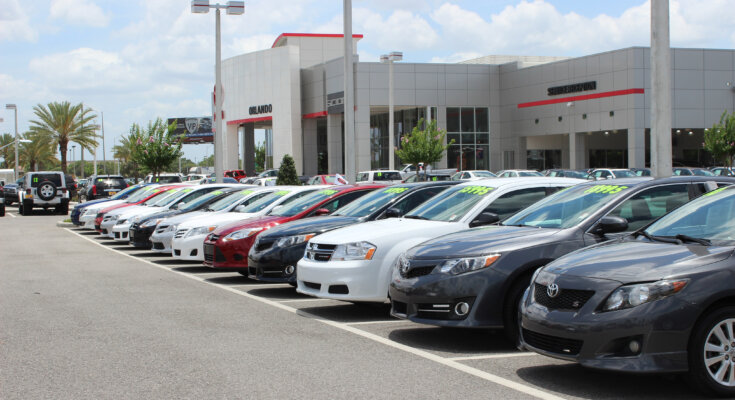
227;116;273;125
517;88;644;108
272;33;364;48
302;111;327;119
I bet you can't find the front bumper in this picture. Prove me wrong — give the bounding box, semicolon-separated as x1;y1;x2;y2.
389;262;508;328
150;229;174;254
247;239;305;283
100;219;117;238
519;275;694;373
129;225;156;248
112;222;132;242
204;235;257;272
171;233;207;261
296;258;389;302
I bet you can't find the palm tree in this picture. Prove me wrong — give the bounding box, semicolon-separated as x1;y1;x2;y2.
113;130;140;178
29;101;98;174
19;132;58;172
0;133;14;169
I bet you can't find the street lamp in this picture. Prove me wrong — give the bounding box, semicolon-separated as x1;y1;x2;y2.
71;144;77;176
5;104;18;180
191;0;244;183
380;51;402;170
0;139;30;151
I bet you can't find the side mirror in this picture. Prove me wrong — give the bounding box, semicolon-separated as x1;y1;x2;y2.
594;215;628;235
314;208;331;216
234;205;247;212
176;202;186;210
469;212;500;228
385;207;401;218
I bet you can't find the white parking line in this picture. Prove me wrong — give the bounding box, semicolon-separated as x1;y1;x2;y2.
7;212;16;218
65;228;566;400
278;298;335;303
345;319;408;326
448;353;539;361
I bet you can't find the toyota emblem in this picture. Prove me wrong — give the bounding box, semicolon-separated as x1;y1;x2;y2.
546;283;560;298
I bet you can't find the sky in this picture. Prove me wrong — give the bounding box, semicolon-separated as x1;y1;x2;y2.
1;0;734;166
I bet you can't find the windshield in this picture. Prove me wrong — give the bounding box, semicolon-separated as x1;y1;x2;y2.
503;183;635;229
236;189;293;213
206;189;262;211
644;187;735;243
693;169;715;176
125;186;161;203
269;188;339;217
323;176;337;184
474;171;496;177
519;171;543;177
180;189;230;212
111;185;141;200
612;170;636;178
373;171;402;181
145;188;185;206
405;184;495;222
333;186;408;217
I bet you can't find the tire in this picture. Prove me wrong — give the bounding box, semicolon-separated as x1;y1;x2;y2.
0;204;5;217
37;181;57;201
21;199;32;216
687;306;735;397
503;273;534;346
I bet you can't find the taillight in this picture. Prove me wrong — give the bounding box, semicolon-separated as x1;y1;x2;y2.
92;185;97;195
60;188;67;193
26;188;31;194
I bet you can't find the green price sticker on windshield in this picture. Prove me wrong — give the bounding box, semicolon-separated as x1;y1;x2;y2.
275;190;290;196
377;172;382;177
383;187;408;194
33;177;38;183
319;189;339;196
240;190;253;195
211;190;223;195
704;187;728;197
459;185;494;195
584;185;628;194
181;189;192;193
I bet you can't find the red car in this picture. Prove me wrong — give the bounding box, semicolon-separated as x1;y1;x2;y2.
224;170;246;181
94;185;182;231
203;185;385;274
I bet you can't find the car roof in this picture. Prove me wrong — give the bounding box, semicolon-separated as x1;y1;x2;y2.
456;176;582;188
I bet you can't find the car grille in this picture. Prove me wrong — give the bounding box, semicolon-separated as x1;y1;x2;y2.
153;242;165;250
174;228;189;239
533;283;595;311
210;234;220;242
203;243;214;263
304;243;337;262
522;328;583;356
400;265;436;279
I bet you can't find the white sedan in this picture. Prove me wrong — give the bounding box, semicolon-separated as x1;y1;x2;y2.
296;177;581;303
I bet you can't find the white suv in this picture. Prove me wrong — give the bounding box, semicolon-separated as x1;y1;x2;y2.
18;171;70;215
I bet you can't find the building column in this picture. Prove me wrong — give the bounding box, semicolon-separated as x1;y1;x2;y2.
302;119;318;176
355;105;371;172
569;132;585;170
436;106;448;169
327;113;343;174
225;123;239;171
242;124;255;176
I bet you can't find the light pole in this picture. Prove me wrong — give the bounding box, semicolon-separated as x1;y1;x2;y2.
5;104;18;180
191;0;244;183
71;144;77;176
380;51;403;170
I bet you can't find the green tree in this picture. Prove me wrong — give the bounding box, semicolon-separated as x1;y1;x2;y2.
395;118;453;181
704;111;735;167
113;134;141;178
129;118;184;180
276;154;300;185
0;133;14;169
29;101;98;174
255;142;266;173
19;131;58;172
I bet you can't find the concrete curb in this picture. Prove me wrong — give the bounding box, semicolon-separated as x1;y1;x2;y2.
56;220;75;228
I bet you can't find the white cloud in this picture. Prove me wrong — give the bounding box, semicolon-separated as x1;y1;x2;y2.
28;48;137;91
50;0;110;28
0;0;37;42
430;52;483;63
354;8;439;50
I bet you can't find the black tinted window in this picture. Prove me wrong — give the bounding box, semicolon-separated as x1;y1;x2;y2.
483;187;548;221
31;174;62;187
607;184;690;231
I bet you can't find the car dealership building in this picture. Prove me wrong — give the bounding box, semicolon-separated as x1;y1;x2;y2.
219;33;735;175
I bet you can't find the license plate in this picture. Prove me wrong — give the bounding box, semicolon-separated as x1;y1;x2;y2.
24;194;33;199
108;192;117;196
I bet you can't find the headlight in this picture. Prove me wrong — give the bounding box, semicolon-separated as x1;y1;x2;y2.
115;218;127;225
109;214;120;221
438;254;500;275
141;218;162;228
224;227;262;241
602;279;689;311
165;224;178;232
276;233;315;248
186;225;216;237
331;241;376;261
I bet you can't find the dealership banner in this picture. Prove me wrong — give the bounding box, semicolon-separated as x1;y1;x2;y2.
168;117;214;143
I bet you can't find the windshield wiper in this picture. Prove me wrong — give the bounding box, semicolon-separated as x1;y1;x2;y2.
404;215;428;220
637;231;681;244
675;234;711;246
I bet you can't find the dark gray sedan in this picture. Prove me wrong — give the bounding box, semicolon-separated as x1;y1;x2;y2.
390;177;735;343
520;185;735;397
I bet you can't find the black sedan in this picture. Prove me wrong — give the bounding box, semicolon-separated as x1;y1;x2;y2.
247;181;458;284
520;185;735;397
389;176;735;343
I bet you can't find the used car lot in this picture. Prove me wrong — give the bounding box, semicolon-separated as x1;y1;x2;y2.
1;213;716;399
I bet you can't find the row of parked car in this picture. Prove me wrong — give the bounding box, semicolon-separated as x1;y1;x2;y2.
68;172;735;396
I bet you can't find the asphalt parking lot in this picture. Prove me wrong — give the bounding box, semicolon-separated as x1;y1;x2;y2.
0;212;711;399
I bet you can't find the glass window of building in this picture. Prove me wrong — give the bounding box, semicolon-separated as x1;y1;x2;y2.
446;107;490;171
369;107;437;170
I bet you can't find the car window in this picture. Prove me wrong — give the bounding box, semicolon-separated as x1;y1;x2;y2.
31;173;63;187
519;171;543;177
693;169;715;176
461;172;471;179
334;186;410;218
474;171;495;178
356;173;368;182
611;170;636;178
310;190;369;215
406;184;496;222
483;187;548;221
607;184;690;231
389;187;446;216
233;190;287;213
373;171;401;181
269;189;337;217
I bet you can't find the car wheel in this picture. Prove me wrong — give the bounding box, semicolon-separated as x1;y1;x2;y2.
688;306;735;397
37;181;57;201
502;273;534;346
0;204;5;217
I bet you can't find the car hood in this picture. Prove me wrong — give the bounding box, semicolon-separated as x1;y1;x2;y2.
140;209;181;223
86;200;125;212
213;215;288;236
76;198;111;209
544;240;735;284
407;225;562;259
108;204;147;217
177;212;257;230
258;216;360;239
310;218;458;246
159;210;207;226
120;206;164;221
